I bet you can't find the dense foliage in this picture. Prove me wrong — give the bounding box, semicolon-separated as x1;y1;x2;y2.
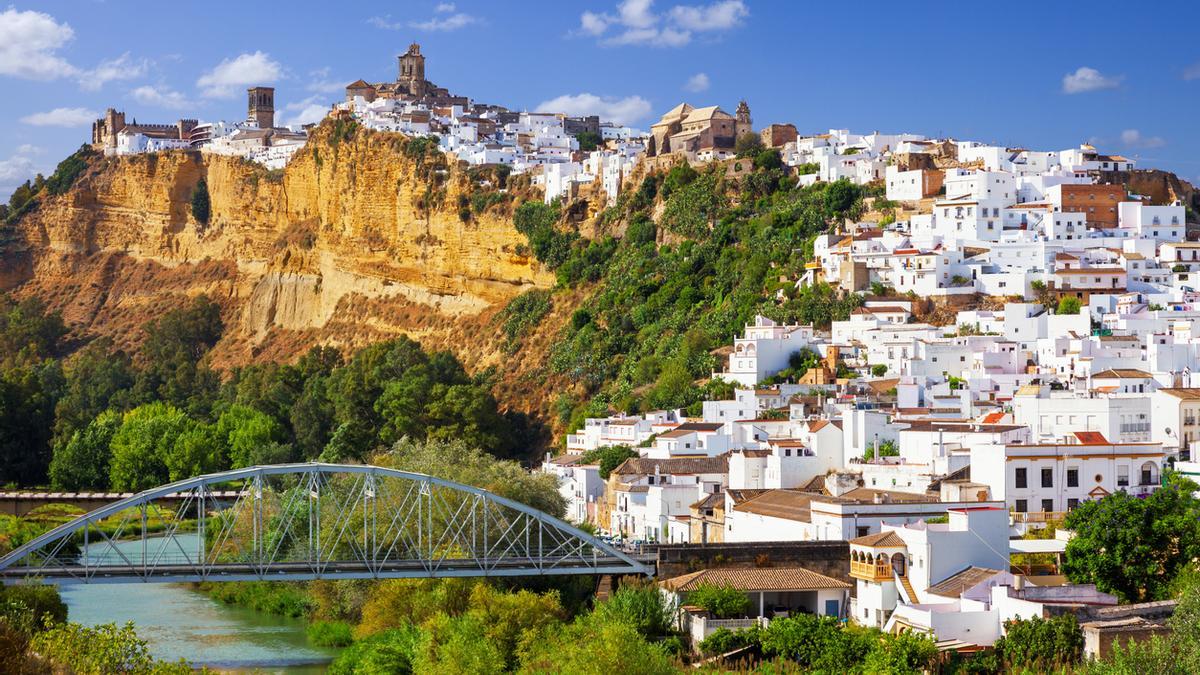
528;168;866;420
687;583;752;619
579;445;639;479
0;293;542;490
1063;472;1200;602
992;614;1084;671
190;179;210;225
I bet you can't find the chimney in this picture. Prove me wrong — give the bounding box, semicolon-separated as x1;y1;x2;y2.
1014;574;1025;592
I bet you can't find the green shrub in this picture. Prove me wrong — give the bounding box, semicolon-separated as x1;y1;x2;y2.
190;179;210;225
307;619;355;647
688;583;751;618
698;625;760;655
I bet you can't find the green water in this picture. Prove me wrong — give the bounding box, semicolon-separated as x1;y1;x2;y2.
60;534;337;673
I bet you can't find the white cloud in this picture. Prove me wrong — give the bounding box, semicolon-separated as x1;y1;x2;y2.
282;96;329;127
668;1;748;31
1062;66;1122;94
535;93;652;126
370;6;478;32
20;107;99;127
410;12;476;31
197;51;282;98
131;85;192;110
0;145;39;184
1120;129;1165;149
306;67;345;94
684;72;710;92
81;52;148;91
577;0;747;48
1185;62;1200;81
0;8;79;80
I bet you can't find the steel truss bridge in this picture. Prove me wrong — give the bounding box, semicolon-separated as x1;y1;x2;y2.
0;463;653;585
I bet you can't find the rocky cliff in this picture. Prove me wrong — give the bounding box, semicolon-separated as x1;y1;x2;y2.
0;122;559;388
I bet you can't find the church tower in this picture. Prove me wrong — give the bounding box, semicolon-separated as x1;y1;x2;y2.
397;43;427;98
735;100;752;139
247;86;275;129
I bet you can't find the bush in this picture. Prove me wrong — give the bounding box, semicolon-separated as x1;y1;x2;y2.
307;619;355;647
698;625;760;656
995;614;1084;671
1057;296;1082;315
190;179;210;225
44;145;96;196
500;290;552;350
329;625;421;674
579;445;638;479
688;583;751;619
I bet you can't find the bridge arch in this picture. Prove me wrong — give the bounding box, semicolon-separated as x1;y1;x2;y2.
0;463;653;584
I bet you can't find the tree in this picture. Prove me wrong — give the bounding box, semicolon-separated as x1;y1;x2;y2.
735;133;764;158
0;295;66;366
591;582;674;640
108;402;194;491
52;338;135;447
687;583;751;619
995;614;1084;671
580;446;638;479
1056;296;1082;315
190;179;210;225
517;608;677;675
0;360;65;485
134;295;223;416
49;409;122;490
760;615;875;671
862;631;938;674
864;439;898;461
575;131;602;152
380;438;565;518
871;364;888;377
1062;472;1200;602
217;405;285;468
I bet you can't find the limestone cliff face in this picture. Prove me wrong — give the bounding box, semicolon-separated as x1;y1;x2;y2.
0;124;556;374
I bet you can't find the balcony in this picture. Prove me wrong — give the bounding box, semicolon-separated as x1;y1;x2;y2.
850;559;893;582
1010;510;1067;525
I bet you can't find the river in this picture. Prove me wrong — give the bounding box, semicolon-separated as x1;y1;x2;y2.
59;533;337;673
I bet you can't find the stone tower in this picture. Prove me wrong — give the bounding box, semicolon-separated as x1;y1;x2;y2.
247;86;275;129
397;43;426;98
735;100;752;139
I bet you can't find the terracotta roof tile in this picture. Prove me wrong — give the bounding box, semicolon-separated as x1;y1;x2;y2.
660;566;850;592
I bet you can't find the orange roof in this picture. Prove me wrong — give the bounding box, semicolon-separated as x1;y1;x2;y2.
661;566;850;592
849;531;907;548
1073;431;1110;445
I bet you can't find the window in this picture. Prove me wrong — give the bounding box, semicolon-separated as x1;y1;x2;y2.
857;526;869;538
1117;466;1129;487
1068;498;1079;511
1067;468;1079;488
1015;468;1027;489
1041;467;1053;488
1042;499;1054;513
1015;499;1028;512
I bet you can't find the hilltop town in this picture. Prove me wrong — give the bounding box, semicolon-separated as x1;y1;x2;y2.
8;38;1200;668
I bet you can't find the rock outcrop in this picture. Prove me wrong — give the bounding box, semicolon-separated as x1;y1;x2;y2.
0;123;556;378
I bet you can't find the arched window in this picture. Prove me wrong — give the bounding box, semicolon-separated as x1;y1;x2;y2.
1140;461;1159;486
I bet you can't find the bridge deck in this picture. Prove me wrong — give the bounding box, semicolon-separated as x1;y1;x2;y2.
1;555;657;585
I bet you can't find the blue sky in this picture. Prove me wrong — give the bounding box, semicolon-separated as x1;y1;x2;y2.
3;0;1200;199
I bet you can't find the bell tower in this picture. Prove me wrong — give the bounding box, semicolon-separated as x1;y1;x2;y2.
735;100;752;139
397;43;427;98
248;86;275;129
